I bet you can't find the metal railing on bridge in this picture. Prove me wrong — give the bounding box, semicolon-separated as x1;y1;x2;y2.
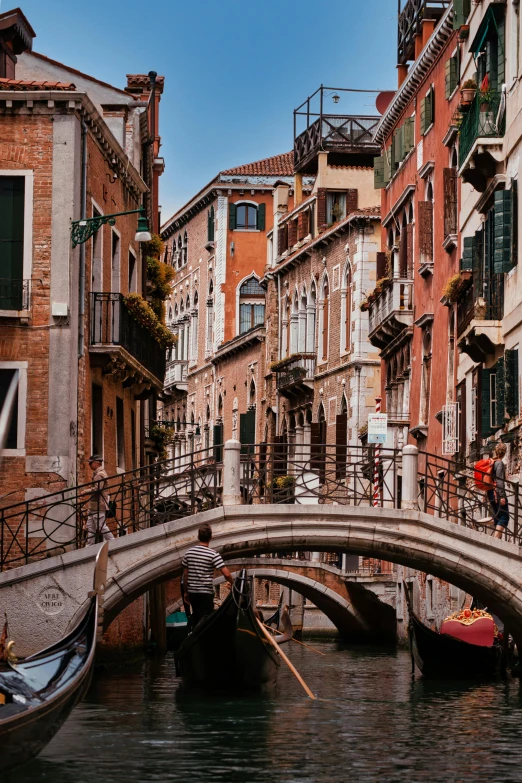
1;443;521;571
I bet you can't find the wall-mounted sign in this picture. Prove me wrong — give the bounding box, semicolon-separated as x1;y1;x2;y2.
37;586;65;615
367;413;388;444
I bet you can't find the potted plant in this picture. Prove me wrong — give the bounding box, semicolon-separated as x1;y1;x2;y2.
461;79;477;103
440;274;463;306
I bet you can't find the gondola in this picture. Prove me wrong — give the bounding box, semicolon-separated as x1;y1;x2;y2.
0;542;108;773
174;570;293;692
403;582;503;679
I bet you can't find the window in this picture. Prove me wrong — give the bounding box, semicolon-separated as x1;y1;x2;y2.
419;183;434;269
182;231;188;266
111;229;120;292
472;6;505;92
453;0;470;29
420;329;432;425
320;276;329;362
374;117;414;187
229;202;265;231
0;175;28;310
207;280;214;353
445;51;459;99
0;362;27;455
207;205;215;242
238;276;265;334
128;249;137;293
420;86;435;135
341;263;352;354
307;282;316;354
116;396;125;470
191;291;199;363
92;384;103;458
326;192;346;224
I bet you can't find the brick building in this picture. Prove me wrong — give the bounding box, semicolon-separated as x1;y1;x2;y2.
0;8;165;651
159;153;307;458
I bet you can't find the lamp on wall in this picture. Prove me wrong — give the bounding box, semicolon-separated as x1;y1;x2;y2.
71;206;151;247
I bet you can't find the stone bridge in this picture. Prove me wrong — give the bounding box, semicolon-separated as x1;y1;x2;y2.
166;558;397;643
2;503;522;656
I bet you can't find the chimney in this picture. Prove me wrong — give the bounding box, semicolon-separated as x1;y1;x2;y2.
0;8;36;79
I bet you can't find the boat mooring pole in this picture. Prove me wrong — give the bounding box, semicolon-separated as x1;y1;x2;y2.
256;619;316;699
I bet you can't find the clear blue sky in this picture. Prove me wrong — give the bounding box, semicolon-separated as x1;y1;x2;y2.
11;0;397;220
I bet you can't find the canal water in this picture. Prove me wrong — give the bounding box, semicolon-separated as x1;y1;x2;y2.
6;643;522;783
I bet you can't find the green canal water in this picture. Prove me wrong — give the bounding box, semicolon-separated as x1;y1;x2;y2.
6;643;522;783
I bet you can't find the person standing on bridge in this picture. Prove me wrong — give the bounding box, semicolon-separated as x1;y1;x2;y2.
182;523;233;628
82;455;115;546
487;443;509;540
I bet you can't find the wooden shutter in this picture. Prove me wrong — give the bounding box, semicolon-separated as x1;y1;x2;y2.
461;235;474;271
257;202;266;231
403;117;414;151
376;251;386;280
317;188;327;229
288;219;298;247
406;223;414;277
494;357;505;429
426;87;434;129
445;58;452;99
481;367;494;437
213;423;223;463
277;223;288;256
418;201;433;263
494;189;513;273
383;149;392;184
335;413;348;480
207;207;215;242
420;96;426;135
374;156;385;189
229;202;236;230
297;210;308;240
505;348;519;419
443;167;458;237
239;409;256;455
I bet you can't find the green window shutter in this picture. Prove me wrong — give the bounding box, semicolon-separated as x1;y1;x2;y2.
229;202;237;230
374;156;385;189
420;97;426;135
213;423;223;462
397;124;405;163
240;409;256;455
505;348;519;419
497;15;505;88
445;58;452;99
426;87;434;129
449;56;458;96
494;189;512;273
494;357;505;428
404;116;414;151
207;207;215;242
481;367;494;437
257;202;266;231
383;148;392;183
461;235;475;271
453;0;470;29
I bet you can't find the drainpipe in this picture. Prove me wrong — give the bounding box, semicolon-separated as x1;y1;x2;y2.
276;272;281;435
78;120;87;358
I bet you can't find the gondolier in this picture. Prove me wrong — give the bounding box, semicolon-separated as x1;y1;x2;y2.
182;524;233;627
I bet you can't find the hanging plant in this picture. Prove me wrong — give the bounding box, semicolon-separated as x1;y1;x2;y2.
149;424;175;461
124;293;176;349
142;233;164;260
441;274;464;303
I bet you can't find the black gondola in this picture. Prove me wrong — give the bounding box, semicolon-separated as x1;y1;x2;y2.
0;543;108;773
174;570;293;692
403;582;503;679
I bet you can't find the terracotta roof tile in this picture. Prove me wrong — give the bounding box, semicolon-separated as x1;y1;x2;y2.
221;151;294;177
0;78;76;91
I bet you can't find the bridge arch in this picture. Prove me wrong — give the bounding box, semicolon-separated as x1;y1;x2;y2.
4;504;522;655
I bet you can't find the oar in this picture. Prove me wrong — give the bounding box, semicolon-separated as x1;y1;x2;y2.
256;618;316;700
261;621;326;656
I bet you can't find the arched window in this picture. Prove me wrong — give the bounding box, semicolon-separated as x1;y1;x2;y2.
307;281;316;354
341;263;351;354
239;276;265;334
182;231;188;266
168;305;173;321
420;329;432;425
320;276;329;362
207;280;214;353
191;291;198;363
290;291;299;354
249;379;256;409
336;395;348;480
315;404;327;484
298;288;307;353
236;203;258;230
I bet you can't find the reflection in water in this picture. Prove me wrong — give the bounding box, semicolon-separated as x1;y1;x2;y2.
5;642;522;783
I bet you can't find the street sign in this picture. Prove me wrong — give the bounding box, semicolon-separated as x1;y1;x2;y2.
367;413;388;444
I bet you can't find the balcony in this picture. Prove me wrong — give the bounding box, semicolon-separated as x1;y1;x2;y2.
0;278;31;317
368;279;414;350
459;90;506;191
294;86;379;173
398;0;450;65
165;359;188;393
90;293;166;387
457;275;504;362
273;353;316;398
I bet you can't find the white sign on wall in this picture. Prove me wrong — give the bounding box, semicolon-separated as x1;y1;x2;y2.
367;413;388;444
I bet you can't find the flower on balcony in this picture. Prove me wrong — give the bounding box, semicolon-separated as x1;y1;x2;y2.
149;423;175;460
360;300;370;312
441;274;464;304
124;293;177;349
270;353;307;372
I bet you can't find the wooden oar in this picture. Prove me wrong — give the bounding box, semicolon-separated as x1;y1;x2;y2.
256;618;316;700
261;621;325;656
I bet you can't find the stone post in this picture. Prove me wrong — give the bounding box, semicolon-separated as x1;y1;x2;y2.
402;444;419;510
223;439;242;506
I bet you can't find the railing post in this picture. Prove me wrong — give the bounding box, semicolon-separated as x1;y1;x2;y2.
223;439;242;506
401;445;419;511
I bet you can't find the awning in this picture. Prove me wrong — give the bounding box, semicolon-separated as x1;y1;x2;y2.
470;5;503;55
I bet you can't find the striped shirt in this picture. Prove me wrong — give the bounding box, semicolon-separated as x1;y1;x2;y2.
182;545;225;594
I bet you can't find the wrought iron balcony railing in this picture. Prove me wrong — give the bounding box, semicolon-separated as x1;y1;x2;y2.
0;278;31;311
398;0;450;65
459;89;506;166
90;293;166;382
273;353;316;392
456;273;503;337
